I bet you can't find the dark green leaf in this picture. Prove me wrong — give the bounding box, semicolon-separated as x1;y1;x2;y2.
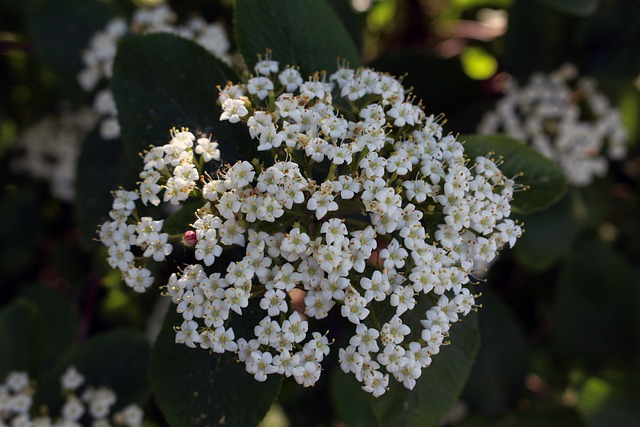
0;299;43;379
235;0;359;77
18;286;80;370
576;0;640;79
112;33;243;165
0;186;46;275
28;0;118;99
534;0;600;16
369;51;483;132
498;407;588;427
462;134;568;214
326;0;365;51
163;200;202;235
554;241;640;367
373;314;480;427
503;0;575;79
35;330;150;412
150;305;282;427
330;368;378;427
76;130;135;248
462;288;529;414
514;194;581;272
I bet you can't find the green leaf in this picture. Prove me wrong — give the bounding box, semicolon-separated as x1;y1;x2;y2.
235;0;360;77
112;33;244;165
330;368;378;427
325;0;365;51
35;330;150;412
534;0;600;16
0;299;43;379
75;130;135;248
462;288;529;414
553;241;640;367
28;0;118;99
462;134;568;214
18;286;80;370
503;0;575;79
0;186;46;275
369;51;483;127
373;314;480;427
497;407;588;427
513;194;581;272
150;305;282;427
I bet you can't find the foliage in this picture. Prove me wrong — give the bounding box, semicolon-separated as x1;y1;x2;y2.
1;0;639;425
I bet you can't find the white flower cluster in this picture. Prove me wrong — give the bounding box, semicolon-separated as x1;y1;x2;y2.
99;59;522;396
478;64;627;187
78;3;231;140
0;367;144;427
12;106;99;202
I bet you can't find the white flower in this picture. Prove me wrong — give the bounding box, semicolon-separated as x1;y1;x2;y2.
99;60;523;397
220;98;249;123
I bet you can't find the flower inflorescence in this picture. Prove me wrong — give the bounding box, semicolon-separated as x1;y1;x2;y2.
0;367;144;427
13;106;99;202
99;58;522;396
478;64;627;187
78;4;231;140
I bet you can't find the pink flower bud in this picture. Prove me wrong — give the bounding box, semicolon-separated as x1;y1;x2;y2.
181;231;197;247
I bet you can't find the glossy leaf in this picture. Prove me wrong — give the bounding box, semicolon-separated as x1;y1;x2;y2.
235;0;359;77
150;305;282;427
462;134;568;214
112;33;244;165
373;314;480;427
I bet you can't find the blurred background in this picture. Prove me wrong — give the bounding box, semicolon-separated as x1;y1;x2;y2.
1;0;640;426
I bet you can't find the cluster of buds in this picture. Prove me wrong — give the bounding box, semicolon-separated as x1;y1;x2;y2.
99;57;522;396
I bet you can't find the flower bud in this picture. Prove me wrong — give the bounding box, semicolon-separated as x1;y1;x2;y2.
181;230;197;247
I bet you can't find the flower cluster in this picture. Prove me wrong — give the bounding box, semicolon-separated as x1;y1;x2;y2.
78;4;231;139
478;64;627;187
0;367;144;427
100;59;522;396
12;106;99;202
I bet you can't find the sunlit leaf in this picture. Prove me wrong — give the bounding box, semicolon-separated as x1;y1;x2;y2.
461;47;498;80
